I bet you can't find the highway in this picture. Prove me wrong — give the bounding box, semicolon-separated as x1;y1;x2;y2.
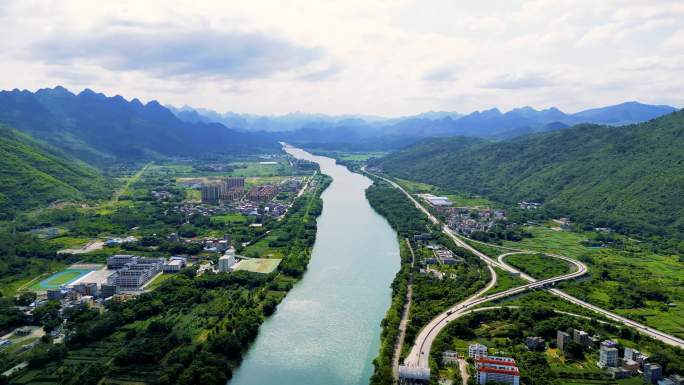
363;168;684;374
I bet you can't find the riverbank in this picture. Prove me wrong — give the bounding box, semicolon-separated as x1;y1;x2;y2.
229;146;400;385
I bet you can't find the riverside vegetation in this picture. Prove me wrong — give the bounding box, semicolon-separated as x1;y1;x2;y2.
0;156;331;385
365;179;490;385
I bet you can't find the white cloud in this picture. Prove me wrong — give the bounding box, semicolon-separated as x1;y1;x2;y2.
0;0;681;115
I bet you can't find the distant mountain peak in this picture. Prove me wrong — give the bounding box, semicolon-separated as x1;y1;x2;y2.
77;88;107;100
36;85;73;97
512;106;537;112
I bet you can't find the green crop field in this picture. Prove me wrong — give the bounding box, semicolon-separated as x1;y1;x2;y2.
502;225;684;338
306;149;388;162
229;161;295;177
502;226;596;260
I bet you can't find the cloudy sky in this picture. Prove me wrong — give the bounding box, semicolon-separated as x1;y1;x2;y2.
1;0;683;116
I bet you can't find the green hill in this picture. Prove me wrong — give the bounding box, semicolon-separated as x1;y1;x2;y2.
0;87;280;165
0;125;111;217
372;110;684;239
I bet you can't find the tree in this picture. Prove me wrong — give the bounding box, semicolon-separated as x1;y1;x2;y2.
15;291;37;306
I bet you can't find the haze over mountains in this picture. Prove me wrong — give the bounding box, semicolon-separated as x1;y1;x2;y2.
0;87;676;164
0;85;680;216
169;101;677;146
0;87;279;165
371;110;684;239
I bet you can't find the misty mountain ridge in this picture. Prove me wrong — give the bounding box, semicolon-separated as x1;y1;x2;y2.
170;101;677;142
0;86;280;165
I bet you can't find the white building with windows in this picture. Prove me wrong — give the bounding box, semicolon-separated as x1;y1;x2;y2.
469;343;488;358
599;346;619;368
476;356;520;385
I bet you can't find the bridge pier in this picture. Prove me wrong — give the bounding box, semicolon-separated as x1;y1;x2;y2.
398;365;430;384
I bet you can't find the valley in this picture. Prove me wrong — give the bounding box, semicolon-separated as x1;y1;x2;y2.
1;90;682;385
2;3;684;385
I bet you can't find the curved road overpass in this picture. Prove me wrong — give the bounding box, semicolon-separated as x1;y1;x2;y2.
364;169;684;374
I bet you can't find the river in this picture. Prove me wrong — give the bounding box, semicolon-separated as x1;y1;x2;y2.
229;146;400;385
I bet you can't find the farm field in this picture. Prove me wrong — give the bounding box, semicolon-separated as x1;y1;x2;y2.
211;213;249;224
501;226;596;260
233;258;282;274
310;150;388;162
502;226;684;339
229;161;295;177
444;193;495;208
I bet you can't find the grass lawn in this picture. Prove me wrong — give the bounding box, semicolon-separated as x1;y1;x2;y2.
147;163;194;174
488;267;527;294
395;178;439;193
444;193;495;208
146;273;176;290
463;238;514;257
505;253;573;280
243;231;286;258
211;213;248;224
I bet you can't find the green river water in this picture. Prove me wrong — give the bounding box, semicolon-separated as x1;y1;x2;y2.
229;146;400;385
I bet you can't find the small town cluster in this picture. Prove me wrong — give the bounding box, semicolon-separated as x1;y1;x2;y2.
419;194;507;235
0;237;281;355
438;332;684;385
439;343;522;385
411;233;465;280
172;176;304;218
556;328;682;385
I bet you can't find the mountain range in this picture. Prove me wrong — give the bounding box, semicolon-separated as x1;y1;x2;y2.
170;101;677;146
370;109;684;239
0;87;280;165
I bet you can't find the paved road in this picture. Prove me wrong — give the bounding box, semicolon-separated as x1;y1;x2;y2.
364;169;684;373
497;252;684;349
392;239;416;381
404;253;588;368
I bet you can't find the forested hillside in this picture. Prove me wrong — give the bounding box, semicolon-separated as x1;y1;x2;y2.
372;110;684;239
0;87;280;165
0;126;111;217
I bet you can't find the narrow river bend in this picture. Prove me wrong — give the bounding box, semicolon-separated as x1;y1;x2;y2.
229;146;400;385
